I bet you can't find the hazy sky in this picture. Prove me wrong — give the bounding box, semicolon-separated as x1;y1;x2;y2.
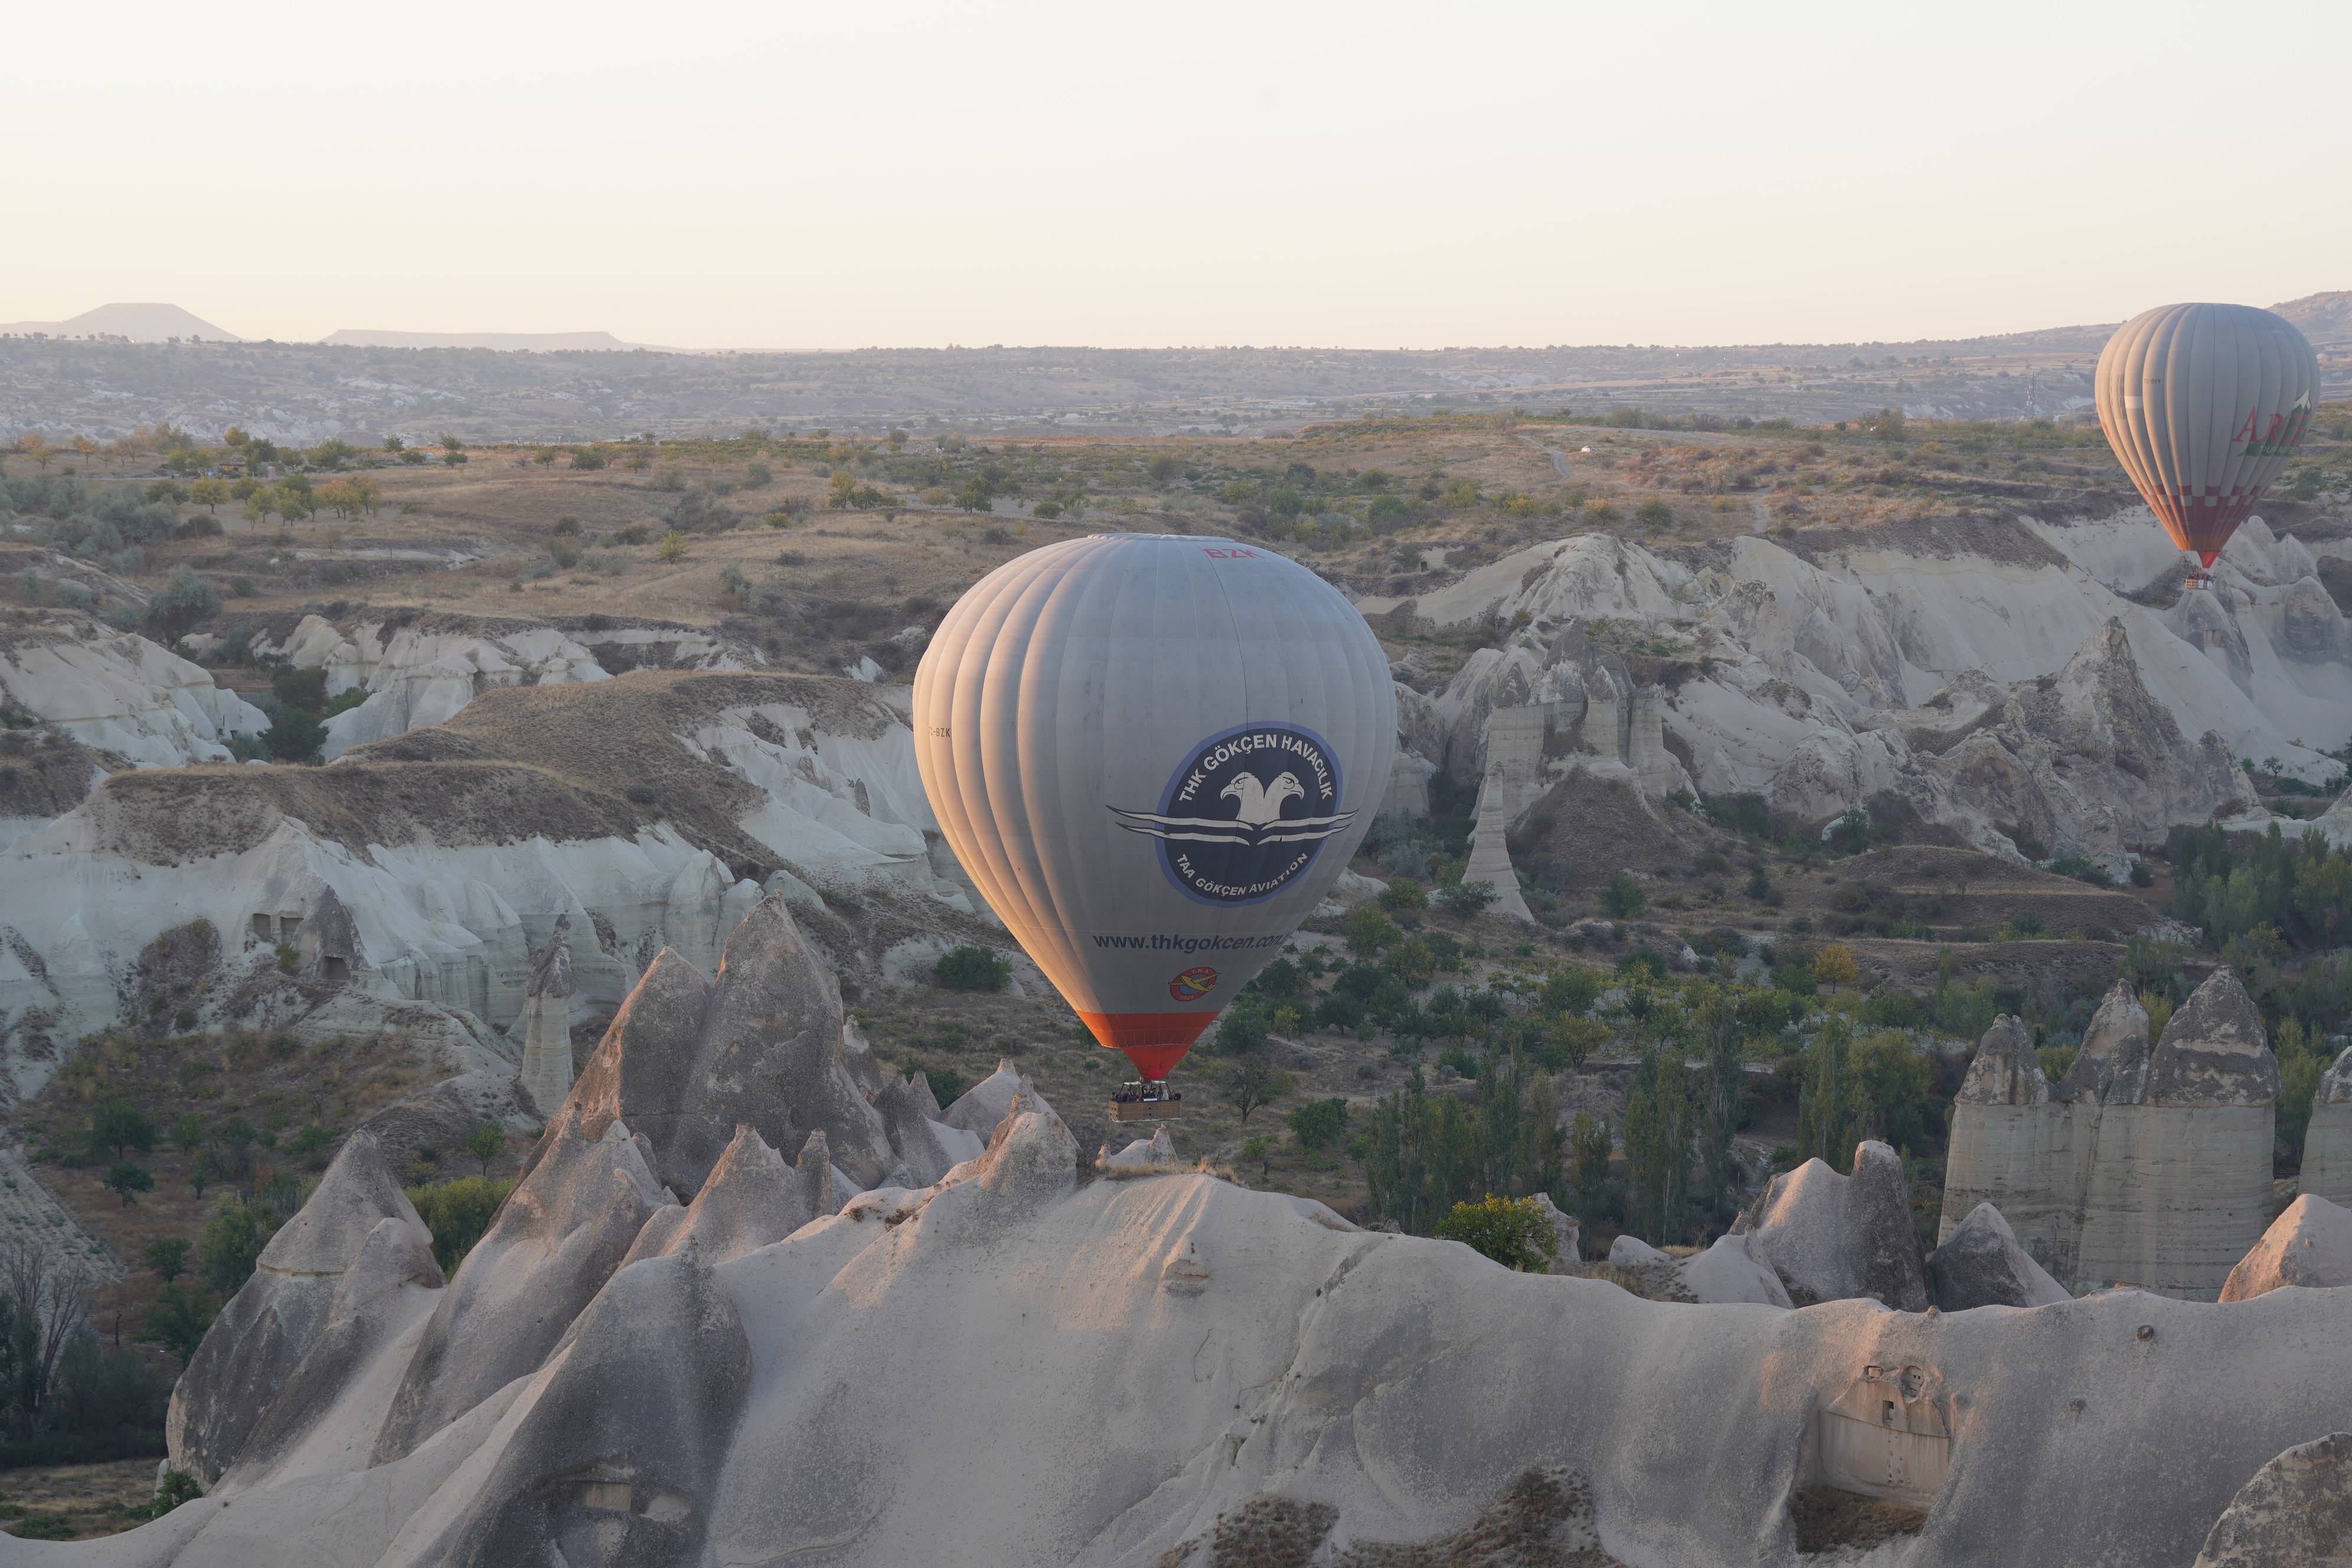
8;1;2348;350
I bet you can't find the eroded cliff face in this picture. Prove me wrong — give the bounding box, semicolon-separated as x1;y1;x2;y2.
56;914;2352;1568
0;671;984;1103
1939;972;2279;1300
1377;514;2324;897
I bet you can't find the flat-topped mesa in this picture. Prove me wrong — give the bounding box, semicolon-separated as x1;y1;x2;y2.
2301;1046;2352;1206
1939;971;2278;1300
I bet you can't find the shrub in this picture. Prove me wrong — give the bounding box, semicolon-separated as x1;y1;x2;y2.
1378;878;1427;914
1433;1194;1558;1272
1436;880;1498;917
198;1196;279;1296
104;1162;155;1206
935;945;1011;992
1214;998;1270;1054
1344;906;1399;955
1287;1097;1348;1152
1599;873;1646;919
407;1176;515;1274
919;1066;965;1106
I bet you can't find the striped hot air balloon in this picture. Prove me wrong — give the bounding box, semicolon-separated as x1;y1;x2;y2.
913;534;1394;1111
2095;303;2320;586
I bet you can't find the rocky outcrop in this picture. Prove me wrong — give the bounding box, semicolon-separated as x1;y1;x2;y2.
1739;1141;1929;1310
561;893;891;1195
1675;1233;1790;1306
2219;1194;2352;1303
939;1057;1027;1143
167;1132;427;1484
514;914;576;1118
381;1252;752;1567
0;614;266;767
1927;1202;2070;1311
2301;1047;2352;1206
1370;519;2333;874
2193;1431;2352;1568
238;611;749;760
619;1123;811;1269
73;1069;2352;1568
371;1114;675;1463
1941;974;2279;1299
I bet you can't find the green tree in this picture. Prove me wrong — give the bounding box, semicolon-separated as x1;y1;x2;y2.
189;477;230;512
1437;880;1499;917
88;1099;157;1161
1344;906;1399;955
1434;1195;1557;1272
1288;1097;1348;1152
1622;1045;1690;1243
141;1285;214;1367
1687;984;1746;1218
654;529;690;563
1795;1015;1857;1170
1378;878;1427;915
1599;872;1646;919
143;1237;191;1285
171;1114;206;1154
1228;1059;1292;1124
187;1147;217;1198
407;1177;514;1275
463;1122;506;1177
1214;997;1270;1054
144;568;221;643
1239;1134;1270;1180
1571;1111;1613;1226
105;1162;155;1206
198;1197;276;1296
935;945;1011;992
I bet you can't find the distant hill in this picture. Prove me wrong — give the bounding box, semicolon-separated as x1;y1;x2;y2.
2272;291;2352;345
0;303;240;342
319;329;655;351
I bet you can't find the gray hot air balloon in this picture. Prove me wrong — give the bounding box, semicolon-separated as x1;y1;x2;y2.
2095;303;2320;586
913;534;1395;1113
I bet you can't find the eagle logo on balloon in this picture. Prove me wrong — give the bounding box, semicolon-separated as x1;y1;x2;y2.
1109;723;1355;904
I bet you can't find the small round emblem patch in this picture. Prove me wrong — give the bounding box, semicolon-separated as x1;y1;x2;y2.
1110;721;1352;906
1170;966;1220;1001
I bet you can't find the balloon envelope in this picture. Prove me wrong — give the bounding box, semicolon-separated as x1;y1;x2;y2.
913;535;1396;1079
2094;303;2320;567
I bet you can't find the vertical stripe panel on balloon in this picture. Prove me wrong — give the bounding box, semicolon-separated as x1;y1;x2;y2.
2158;309;2196;551
930;557;1048;979
917;563;1019;940
962;550;1078;1000
2119;313;2173;547
1007;545;1113;1010
1036;540;1135;1006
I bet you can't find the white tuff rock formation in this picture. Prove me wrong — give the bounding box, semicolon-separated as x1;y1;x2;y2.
1373;514;2334;890
514;914;576;1116
0;615;264;767
1940;974;2280;1299
2218;1193;2352;1303
2299;1044;2352;1206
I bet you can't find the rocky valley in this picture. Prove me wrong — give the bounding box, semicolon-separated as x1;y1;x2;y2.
2;404;2351;1560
